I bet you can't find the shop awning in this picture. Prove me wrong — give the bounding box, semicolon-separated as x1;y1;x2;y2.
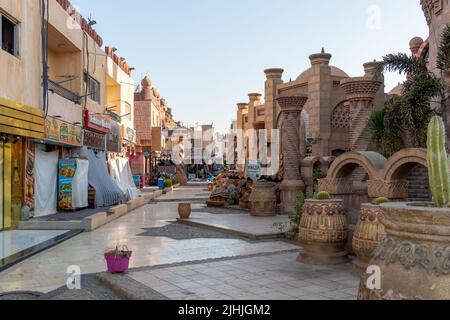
0;98;45;139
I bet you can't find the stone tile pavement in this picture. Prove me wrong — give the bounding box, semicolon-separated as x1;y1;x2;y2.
0;187;298;294
128;252;359;300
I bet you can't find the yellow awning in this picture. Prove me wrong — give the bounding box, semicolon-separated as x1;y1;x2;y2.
0;97;45;139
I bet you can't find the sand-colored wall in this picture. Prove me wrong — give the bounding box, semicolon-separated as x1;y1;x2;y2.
0;0;42;109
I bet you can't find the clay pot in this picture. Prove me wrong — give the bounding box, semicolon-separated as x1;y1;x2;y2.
358;202;450;300
207;200;225;208
178;203;191;219
249;182;277;217
298;199;349;265
352;204;386;275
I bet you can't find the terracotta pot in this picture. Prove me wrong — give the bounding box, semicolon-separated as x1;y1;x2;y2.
358;202;450;300
249;182;277;217
352;204;386;275
298;199;349;265
178;203;191;219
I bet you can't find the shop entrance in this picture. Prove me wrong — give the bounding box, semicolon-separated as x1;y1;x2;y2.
0;135;24;231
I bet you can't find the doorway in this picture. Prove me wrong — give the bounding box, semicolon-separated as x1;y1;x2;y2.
0;135;24;231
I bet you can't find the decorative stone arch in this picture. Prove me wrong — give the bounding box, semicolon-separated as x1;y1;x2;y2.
382;148;427;181
324;151;386;183
301;156;335;197
367;148;429;200
319;151;387;236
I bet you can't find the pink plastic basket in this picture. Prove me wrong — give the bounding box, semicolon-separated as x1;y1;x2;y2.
104;251;132;274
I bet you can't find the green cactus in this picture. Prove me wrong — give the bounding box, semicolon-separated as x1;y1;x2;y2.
374;197;389;205
316;191;331;200
427;116;450;208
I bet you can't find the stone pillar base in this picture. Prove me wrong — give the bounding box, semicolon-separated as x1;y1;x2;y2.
280;180;305;215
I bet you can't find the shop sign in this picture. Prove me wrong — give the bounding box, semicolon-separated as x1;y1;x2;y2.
45;117;82;146
122;125;137;144
85;110;111;134
58;159;77;210
245;160;261;181
107;121;121;153
82;129;106;150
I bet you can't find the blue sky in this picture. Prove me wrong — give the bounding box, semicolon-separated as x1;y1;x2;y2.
72;0;428;133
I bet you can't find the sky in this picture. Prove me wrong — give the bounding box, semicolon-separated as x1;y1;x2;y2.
71;0;429;133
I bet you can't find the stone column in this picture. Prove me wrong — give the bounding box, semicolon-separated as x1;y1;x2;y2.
277;95;308;214
340;77;382;151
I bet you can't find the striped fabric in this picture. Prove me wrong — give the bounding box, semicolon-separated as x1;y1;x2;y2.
80;147;125;208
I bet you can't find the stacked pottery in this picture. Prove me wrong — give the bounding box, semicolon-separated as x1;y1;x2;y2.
352;203;386;275
298;194;349;265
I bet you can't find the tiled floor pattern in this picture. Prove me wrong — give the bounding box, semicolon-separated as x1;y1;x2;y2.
0;187;298;294
129;252;359;300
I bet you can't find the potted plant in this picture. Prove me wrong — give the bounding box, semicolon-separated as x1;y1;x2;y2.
249;179;277;217
298;191;349;265
359;116;450;300
352;197;388;275
178;203;191;219
104;245;132;274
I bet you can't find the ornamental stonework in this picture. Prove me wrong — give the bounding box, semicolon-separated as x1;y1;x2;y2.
367;180;408;199
318;178;353;195
421;0;444;25
373;237;450;276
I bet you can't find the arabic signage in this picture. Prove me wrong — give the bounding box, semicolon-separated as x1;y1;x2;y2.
84;110;111;134
122;125;137;144
107;121;121;153
82;129;106;150
45;117;82;147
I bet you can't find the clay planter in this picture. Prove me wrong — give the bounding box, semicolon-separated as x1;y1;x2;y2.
352;204;386;275
298;199;349;265
358;203;450;300
249;182;277;217
178;203;191;219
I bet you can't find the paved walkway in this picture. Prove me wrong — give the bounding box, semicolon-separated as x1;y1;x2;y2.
128;252;358;300
0;187;298;294
179;212;290;239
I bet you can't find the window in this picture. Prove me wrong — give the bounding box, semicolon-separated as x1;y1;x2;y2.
0;11;19;57
85;73;101;103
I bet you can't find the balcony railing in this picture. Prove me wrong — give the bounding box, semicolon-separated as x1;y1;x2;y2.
48;79;82;105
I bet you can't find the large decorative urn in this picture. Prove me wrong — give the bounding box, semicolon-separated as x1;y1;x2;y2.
249;182;277;217
298;199;349;265
358;203;450;300
352;204;386;275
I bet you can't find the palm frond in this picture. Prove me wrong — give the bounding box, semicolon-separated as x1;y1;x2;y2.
437;24;450;71
376;53;429;78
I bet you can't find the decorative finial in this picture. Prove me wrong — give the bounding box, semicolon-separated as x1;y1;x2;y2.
321;47;325;54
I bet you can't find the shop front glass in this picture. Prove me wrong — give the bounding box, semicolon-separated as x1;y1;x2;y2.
0;136;24;230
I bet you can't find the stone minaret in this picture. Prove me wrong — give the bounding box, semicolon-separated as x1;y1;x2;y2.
307;49;333;156
264;68;284;135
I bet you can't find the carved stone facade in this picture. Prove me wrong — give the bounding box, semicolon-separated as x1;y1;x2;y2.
421;0;444;25
234;49;387;177
277;96;307;214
